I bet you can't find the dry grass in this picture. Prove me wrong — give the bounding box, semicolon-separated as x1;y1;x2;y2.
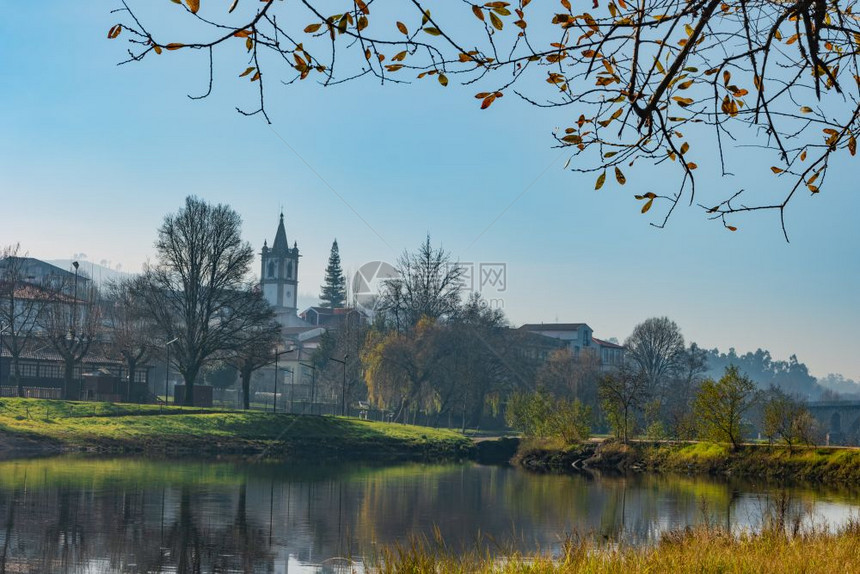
373;520;860;573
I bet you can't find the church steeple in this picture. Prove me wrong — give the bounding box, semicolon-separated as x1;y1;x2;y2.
260;212;301;325
272;212;290;253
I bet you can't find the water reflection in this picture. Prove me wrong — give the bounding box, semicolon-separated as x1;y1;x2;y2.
0;457;857;573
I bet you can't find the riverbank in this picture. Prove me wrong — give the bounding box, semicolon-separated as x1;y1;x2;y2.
0;398;474;461
377;522;860;573
514;439;860;484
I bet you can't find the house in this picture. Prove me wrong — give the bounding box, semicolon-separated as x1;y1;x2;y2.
0;256;91;294
518;323;624;368
300;306;369;329
0;340;153;400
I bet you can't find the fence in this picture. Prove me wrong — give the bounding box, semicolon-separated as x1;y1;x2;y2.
1;386;63;399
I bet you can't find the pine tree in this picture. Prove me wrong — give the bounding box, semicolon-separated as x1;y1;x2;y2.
320;239;346;309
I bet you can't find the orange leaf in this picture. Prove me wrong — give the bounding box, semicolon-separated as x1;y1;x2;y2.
615;167;626;185
107;24;122;39
397;21;409;35
166;43;185;50
472;5;485;21
480;95;496;109
770;166;783;174
641;198;653;213
185;0;200;14
304;23;322;33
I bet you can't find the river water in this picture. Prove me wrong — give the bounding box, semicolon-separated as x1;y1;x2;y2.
0;456;857;573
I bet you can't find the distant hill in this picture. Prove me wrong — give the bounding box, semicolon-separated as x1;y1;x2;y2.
46;260;131;287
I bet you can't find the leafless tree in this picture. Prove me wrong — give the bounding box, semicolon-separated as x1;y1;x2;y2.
624;316;686;399
109;1;860;237
132;196;260;406
225;289;282;410
104;279;158;400
0;245;52;397
39;276;101;400
598;362;647;442
377;235;465;331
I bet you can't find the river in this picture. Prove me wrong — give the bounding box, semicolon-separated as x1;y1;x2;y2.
0;456;857;573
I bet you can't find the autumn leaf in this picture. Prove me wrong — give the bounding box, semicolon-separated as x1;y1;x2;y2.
424;27;442;36
641;198;654;213
239;66;255;77
166;43;185;50
438;73;448;86
726;225;738;231
595;171;606;190
850;136;857;156
185;0;200;14
770;166;783;174
397;21;409;35
480;94;496;109
304;23;322;33
490;12;503;30
472;5;485;21
615;167;626;185
107;24;122;39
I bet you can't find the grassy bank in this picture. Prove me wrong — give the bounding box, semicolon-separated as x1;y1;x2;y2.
0;398;474;460
515;439;860;485
376;523;860;573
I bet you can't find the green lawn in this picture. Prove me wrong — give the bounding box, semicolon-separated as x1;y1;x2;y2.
0;398;474;460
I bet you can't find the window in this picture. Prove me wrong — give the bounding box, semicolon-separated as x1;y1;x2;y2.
287;262;293;278
134;371;147;383
267;261;275;278
19;362;38;378
42;364;61;379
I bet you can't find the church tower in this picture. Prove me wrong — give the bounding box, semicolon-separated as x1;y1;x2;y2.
260;213;302;325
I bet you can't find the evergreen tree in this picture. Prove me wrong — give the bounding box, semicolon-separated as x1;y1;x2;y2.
320;239;346;309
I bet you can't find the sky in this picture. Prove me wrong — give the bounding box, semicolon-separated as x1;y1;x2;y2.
1;2;858;380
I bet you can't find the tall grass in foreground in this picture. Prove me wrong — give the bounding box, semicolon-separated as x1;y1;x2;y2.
374;520;860;573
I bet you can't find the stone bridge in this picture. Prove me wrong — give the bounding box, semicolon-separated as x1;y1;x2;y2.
806;401;860;446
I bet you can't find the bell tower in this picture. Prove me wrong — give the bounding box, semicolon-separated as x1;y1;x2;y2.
260;212;300;321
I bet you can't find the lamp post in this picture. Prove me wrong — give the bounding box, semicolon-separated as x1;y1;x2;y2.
329;355;349;417
0;323;8;390
284;367;294;414
273;350;280;414
299;361;316;414
71;261;79;335
165;337;178;405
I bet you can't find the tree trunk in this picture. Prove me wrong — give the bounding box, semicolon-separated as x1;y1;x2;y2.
13;357;23;398
241;368;252;410
127;360;137;403
183;368;198;406
63;361;75;400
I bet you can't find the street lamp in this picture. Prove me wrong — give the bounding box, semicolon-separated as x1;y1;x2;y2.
71;261;79;336
165;337;178;405
272;345;297;414
0;323;8;390
299;361;316;414
283;367;294;413
329;354;349;417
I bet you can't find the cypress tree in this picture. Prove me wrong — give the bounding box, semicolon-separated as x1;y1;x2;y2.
320;239;346;308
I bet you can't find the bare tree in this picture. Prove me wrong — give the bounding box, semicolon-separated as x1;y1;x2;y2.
598;362;647;442
132;196;258;406
39;276;101;400
0;245;50;397
225;289;282;410
625;316;685;400
109;1;860;236
104;279;157;401
377;235;465;331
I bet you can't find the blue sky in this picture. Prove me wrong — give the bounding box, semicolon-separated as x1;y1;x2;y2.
1;2;858;380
